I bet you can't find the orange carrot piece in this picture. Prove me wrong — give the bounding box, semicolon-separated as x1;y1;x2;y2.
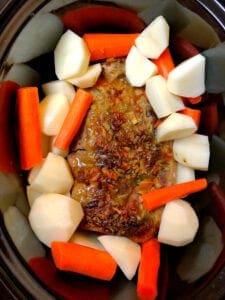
83;33;138;61
152;48;203;105
17;87;42;170
137;238;160;300
142;178;207;211
180;107;201;128
0;81;20;173
152;48;175;79
51;241;117;281
61;5;145;36
54;89;93;151
187;95;202;105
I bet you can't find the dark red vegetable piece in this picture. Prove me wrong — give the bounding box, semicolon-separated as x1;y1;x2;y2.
200;102;219;136
60;5;146;35
208;182;225;237
0;81;20;173
29;256;110;300
171;35;199;59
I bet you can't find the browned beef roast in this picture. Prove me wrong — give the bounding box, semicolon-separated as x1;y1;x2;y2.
68;58;176;243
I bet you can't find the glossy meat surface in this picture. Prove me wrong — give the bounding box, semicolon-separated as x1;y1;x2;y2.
68;58;176;243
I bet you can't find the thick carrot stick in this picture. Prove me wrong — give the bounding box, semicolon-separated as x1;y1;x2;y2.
180;107;201;128
54;89;93;151
61;5;145;36
152;48;175;79
137;238;160;300
83;33;138;61
51;241;117;281
142;178;207;211
0;81;19;173
187;95;202;105
17;87;43;170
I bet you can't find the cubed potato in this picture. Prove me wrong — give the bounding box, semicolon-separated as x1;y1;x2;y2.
135;15;169;59
54;30;90;80
125;45;157;87
30;152;74;194
98;235;141;280
173;134;210;171
39;93;70;136
145;75;184;118
29;193;84;247
158;199;199;246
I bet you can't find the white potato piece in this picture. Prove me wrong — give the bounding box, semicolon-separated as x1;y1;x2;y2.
167;54;205;97
176;163;195;184
156;112;197;142
28;163;43;185
26;185;43;207
30;152;74;194
125;46;157;87
54;30;90;80
158;199;199;247
39;93;70;136
70;231;104;250
173;134;210;171
29;193;84;247
135;15;169;59
42;80;76;104
98;235;141;280
145;75;184;118
4;206;46;261
7;13;63;64
4;64;40;87
67;63;102;88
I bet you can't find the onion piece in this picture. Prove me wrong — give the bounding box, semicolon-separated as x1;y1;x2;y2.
4;64;40;87
4;206;46;261
176;216;223;283
7;13;63;64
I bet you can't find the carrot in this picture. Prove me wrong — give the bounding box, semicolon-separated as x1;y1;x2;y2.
180;107;201;128
54;89;93;151
83;33;138;61
152;48;203;105
142;178;207;211
17;87;43;170
61;5;146;36
187;95;202;105
51;241;117;281
137;238;160;300
171;35;199;59
152;48;175;79
0;81;19;173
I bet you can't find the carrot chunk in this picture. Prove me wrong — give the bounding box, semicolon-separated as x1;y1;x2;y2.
51;241;117;281
54;89;93;151
142;178;207;211
17;87;42;170
0;81;20;173
137;238;160;300
180;107;201;128
152;48;175;79
61;5;145;36
83;33;138;61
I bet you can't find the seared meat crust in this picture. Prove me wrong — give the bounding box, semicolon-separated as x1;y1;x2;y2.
68;58;176;243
